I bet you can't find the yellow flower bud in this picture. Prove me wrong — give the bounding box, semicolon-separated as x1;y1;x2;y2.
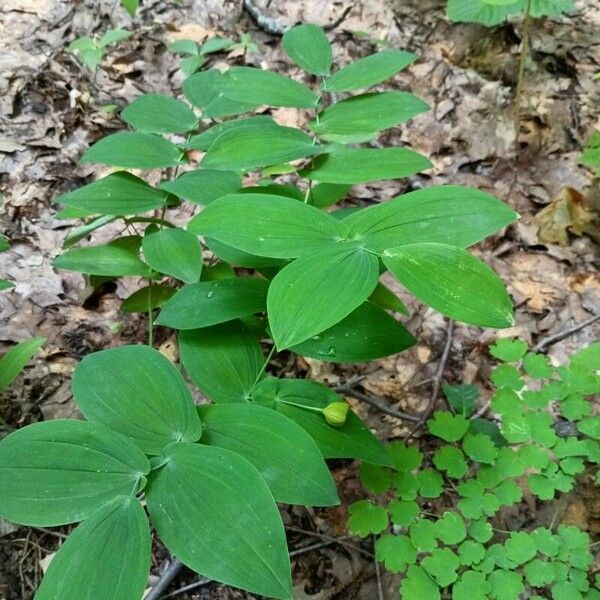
323;402;348;427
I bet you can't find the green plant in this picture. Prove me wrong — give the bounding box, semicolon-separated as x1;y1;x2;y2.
581;131;600;178
2;24;519;599
0;233;13;291
446;0;574;26
67;28;131;72
170;33;257;77
350;339;600;600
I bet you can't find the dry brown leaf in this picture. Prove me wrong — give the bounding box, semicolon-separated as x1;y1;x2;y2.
533;187;600;245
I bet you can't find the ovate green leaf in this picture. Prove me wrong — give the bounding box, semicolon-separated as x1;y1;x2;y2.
56;172;168;215
81;132;183;168
384;243;513;328
198;403;338;506
0;420;149;525
0;337;45;394
324;49;417;92
121;93;198;133
35;497;150;600
161;169;241;206
72;345;202;454
146;442;292;599
268;247;379;348
142;227;202;283
283;23;332;75
179;322;263;403
156;278;269;329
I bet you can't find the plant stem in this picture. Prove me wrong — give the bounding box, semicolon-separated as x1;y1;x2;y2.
251;345;276;390
147;280;154;347
514;0;532;155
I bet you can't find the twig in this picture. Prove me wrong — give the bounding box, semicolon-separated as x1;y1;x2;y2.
242;0;290;35
335;385;420;423
144;559;184;600
285;525;374;558
404;320;455;441
532;314;600;353
373;535;385;600
514;0;532;156
323;6;353;31
161;577;211;599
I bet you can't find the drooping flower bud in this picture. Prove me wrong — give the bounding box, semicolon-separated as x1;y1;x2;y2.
323;401;348;427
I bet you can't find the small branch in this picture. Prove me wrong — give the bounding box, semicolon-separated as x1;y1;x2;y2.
242;0;290;35
373;535;385;600
532;313;600;353
404;320;455;442
514;0;532;155
144;559;184;600
335;385;420;423
324;6;353;31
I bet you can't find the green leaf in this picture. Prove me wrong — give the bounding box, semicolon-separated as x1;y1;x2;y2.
409;519;438;552
348;500;388;537
417;468;444;498
400;565;440;600
160;169;241;206
436;512;467;545
188;193;347;259
487;569;525;600
183;69;257;118
462;432;499;464
469;519;493;543
447;0;523;25
570;342;600;372
423;547;460;586
458;541;486;566
505;532;537;565
98;28;131;48
72;345;202;454
369;281;410;315
531;527;560;557
35;497;150;600
251;377;391;465
492;364;524;390
169;39;199;55
452;571;491;599
388;441;423;471
552;581;583;600
524;558;556;587
205;237;287;269
389;499;420;526
359;463;393;494
201;119;323;172
121;284;176;313
121;0;139;16
187;116;275;151
53;244;154;277
60;214;115;248
0;279;13;292
489;338;528;362
494;479;523;506
433;445;468;478
375;534;416;573
268;247;379;348
200;36;234;54
0;337;45;393
156;278;268;329
142;227;202;283
428;411;470;442
578;417;600;440
283;24;332;75
300;147;431;184
523;352;554;378
344;185;518;252
312;92;429;139
324;49;417;92
180;322;263;403
0;420;149;525
146;442;292;599
384;243;513;328
392;471;418;499
56;172;168;215
121;93;197;133
198;403;338;506
221;66;319;108
443;384;479;417
80;132;183;168
290;301;415;362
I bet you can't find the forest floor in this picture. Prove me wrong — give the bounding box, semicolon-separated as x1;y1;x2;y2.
0;0;599;598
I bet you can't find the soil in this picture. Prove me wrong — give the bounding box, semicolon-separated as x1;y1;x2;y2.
1;0;599;598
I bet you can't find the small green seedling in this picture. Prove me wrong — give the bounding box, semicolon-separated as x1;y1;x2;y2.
67;28;132;71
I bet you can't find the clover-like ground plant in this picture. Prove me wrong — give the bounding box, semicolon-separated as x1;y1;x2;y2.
1;23;520;600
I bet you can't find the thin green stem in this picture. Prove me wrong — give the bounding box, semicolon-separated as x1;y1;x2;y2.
251;345;276;390
147;280;154;347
